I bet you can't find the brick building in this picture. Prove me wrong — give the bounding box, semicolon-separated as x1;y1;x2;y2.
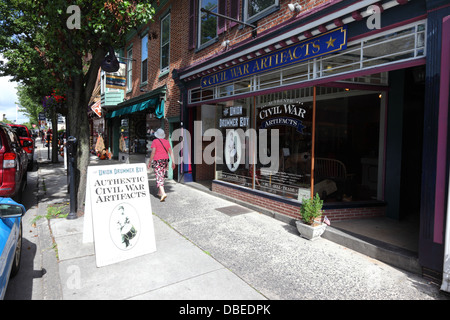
93;0;450;284
171;0;450;282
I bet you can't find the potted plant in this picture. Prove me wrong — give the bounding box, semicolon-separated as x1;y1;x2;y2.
296;193;327;241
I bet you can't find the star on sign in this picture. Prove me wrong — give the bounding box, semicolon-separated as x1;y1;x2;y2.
326;36;336;48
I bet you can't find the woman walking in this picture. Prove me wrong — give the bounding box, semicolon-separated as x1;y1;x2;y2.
147;128;175;202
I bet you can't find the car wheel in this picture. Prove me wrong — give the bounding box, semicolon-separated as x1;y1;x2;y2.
10;222;22;278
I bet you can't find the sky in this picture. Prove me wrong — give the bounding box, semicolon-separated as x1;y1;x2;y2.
0;55;29;124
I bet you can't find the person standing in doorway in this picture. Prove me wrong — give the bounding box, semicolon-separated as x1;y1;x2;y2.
147;128;175;202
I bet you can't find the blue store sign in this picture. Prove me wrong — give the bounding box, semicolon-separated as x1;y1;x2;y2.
201;26;347;88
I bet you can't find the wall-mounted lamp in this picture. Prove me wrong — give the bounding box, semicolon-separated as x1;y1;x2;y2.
288;3;302;13
221;40;231;48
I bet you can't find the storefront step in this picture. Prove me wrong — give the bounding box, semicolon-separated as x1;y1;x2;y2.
185;180;422;276
322;227;422;275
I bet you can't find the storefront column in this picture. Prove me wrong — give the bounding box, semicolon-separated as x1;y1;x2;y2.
439;14;450;292
419;2;450;275
385;69;405;220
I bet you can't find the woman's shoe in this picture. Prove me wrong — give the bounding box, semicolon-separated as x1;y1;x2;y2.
160;194;167;202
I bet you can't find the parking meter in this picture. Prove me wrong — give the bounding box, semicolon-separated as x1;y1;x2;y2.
66;136;77;219
67;136;77;158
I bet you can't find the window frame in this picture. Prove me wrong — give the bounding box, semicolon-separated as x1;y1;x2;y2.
141;34;148;84
160;12;171;75
243;0;279;24
126;47;133;92
198;0;219;49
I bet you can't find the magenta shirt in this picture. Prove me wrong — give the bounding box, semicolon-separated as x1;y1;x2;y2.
151;138;171;160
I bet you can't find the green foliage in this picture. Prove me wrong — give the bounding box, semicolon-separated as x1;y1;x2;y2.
1;0;157;93
31;203;69;225
1;0;158;210
300;193;323;225
16;84;44;125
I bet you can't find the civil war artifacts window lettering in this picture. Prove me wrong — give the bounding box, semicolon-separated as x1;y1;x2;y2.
255;98;313;200
212;87;384;203
199;0;218;47
141;34;148;83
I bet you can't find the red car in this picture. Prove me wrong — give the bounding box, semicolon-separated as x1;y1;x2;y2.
7;124;34;170
0;123;28;200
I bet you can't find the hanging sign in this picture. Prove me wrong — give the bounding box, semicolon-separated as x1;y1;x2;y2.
90;100;102;117
201;26;347;88
106;62;126;89
83;163;156;267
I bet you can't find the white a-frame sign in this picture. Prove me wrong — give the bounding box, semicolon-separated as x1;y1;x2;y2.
83;163;156;267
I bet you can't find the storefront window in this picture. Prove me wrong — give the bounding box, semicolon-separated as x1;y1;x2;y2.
314;88;382;202
255;96;313;200
215;98;253;188
213;87;384;203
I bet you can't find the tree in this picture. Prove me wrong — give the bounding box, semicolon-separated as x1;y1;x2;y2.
0;0;157;214
16;84;45;128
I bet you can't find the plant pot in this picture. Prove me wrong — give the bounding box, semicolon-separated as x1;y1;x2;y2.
295;220;327;241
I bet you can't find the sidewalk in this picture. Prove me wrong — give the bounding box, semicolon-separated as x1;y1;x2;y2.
35;143;449;300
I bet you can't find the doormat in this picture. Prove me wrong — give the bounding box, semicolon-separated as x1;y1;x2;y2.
215;205;253;217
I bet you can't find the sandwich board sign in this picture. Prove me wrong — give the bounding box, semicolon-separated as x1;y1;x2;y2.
83;163;156;267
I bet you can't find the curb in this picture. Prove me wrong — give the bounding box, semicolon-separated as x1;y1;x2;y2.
36;202;63;300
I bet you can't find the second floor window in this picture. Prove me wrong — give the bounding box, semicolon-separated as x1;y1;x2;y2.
160;13;170;73
198;0;218;47
141;34;148;83
126;48;133;92
244;0;278;22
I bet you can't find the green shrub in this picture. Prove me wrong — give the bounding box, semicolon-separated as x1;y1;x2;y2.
300;193;323;225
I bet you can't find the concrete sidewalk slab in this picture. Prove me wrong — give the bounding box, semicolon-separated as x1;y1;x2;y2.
53;215;266;300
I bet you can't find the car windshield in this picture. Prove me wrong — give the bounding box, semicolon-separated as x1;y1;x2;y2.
11;127;28;138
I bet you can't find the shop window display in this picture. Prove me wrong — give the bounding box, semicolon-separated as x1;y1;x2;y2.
213;87;384;204
254;98;313;200
215;98;253;188
314;90;382;202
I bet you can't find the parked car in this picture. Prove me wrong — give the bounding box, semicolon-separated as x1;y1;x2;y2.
0;123;28;200
0;197;25;300
7;124;34;170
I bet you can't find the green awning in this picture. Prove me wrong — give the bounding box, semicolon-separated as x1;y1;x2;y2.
106;85;166;119
106;98;164;119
